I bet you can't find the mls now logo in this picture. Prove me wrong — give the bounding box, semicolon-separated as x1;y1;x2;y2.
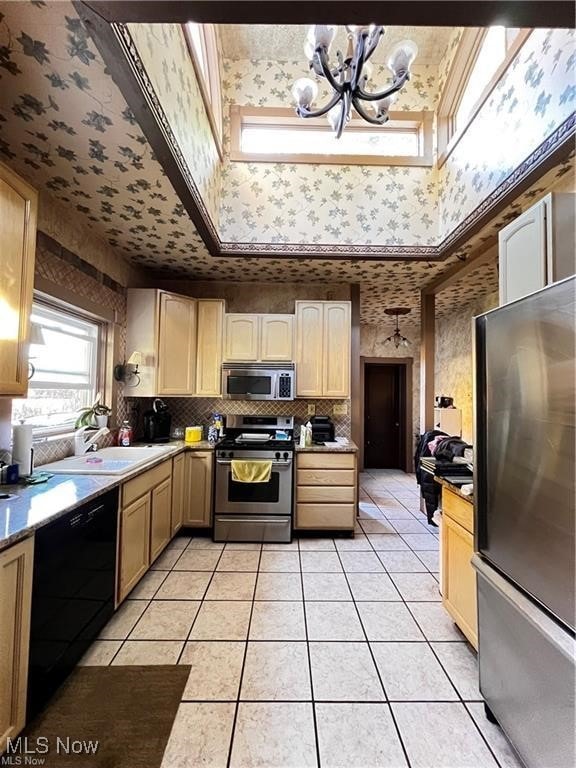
2;737;99;765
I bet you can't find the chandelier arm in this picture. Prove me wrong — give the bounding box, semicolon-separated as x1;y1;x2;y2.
350;33;367;92
355;72;410;102
296;90;343;119
363;27;384;63
351;97;390;126
335;92;350;139
316;46;344;93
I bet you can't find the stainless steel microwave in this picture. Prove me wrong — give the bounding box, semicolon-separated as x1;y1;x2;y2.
222;363;295;401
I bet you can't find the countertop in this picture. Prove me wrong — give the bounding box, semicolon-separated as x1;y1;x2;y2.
435;476;474;504
296;440;358;454
0;440;215;552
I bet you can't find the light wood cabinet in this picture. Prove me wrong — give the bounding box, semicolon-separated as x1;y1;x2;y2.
150;477;172;562
260;315;294;361
0;536;34;755
183;451;213;527
171;452;186;536
126;289;197;397
118;494;151;603
441;487;477;649
295;301;351;398
0;162;38;397
295;451;357;531
196;299;225;396
499;193;575;305
224;314;259;361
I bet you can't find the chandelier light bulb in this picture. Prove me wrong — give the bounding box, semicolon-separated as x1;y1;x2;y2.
362;59;374;83
388;39;418;76
292;77;319;108
303;38;316;61
374;93;396;117
310;24;337;50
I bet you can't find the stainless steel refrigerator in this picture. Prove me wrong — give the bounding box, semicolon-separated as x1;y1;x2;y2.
474;275;575;768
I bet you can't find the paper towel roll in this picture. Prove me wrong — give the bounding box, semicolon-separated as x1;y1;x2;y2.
12;424;34;476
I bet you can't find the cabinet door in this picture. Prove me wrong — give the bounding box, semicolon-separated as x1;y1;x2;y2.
499;200;547;305
150;477;173;562
224;314;260;361
118;494;150;603
183;452;213;527
196;299;225;396
295;302;324;397
0;164;37;396
0;536;34;755
157;292;197;395
442;514;478;648
171;452;185;536
260;315;294;361
323;302;351;398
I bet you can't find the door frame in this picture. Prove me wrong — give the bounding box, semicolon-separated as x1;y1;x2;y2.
360;357;413;473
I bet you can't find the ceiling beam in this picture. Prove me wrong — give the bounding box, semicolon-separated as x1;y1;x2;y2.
82;1;576;28
423;240;498;295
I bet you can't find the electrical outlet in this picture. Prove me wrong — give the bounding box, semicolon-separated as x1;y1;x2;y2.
333;403;348;416
307;404;316;416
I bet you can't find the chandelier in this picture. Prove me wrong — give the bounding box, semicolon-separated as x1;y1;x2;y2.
291;25;418;137
384;308;411;349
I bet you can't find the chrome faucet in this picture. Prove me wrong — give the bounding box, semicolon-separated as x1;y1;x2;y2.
74;426;110;456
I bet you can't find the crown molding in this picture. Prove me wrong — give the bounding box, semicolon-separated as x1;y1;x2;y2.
77;1;575;264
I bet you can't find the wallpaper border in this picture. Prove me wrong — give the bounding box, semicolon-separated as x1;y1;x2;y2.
78;4;575;262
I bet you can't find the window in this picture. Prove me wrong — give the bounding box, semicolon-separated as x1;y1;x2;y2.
437;27;531;164
230;106;434;167
12;301;102;435
184;22;223;155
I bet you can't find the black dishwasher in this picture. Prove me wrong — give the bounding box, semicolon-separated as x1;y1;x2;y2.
27;488;118;719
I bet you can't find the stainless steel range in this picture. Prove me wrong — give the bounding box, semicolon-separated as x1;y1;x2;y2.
214;416;294;543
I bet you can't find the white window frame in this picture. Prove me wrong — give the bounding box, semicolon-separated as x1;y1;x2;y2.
229;105;434;167
13;299;105;438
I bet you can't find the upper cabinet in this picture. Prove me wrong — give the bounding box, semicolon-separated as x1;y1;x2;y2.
0;162;38;397
196;300;225;396
126;290;225;397
295;301;351;398
499;193;575;305
224;313;294;362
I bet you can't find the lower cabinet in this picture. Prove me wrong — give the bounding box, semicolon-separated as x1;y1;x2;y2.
295;451;357;531
150;477;173;562
441;487;478;649
118;494;151;603
183;451;213;527
0;536;34;754
171;452;186;535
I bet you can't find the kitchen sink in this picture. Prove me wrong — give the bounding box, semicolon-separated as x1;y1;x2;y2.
40;445;176;475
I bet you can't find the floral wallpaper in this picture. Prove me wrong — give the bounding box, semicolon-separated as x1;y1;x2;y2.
219;58;441;245
127;22;222;225
436;28;463;98
439;28;576;237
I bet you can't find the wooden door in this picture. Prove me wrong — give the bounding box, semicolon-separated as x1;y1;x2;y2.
171;452;185;536
0;163;38;396
224;314;259;361
499;199;547;304
364;364;405;469
157;292;196;395
295;302;323;397
323;302;351;397
183;452;213;527
0;536;34;754
196;299;224;396
118;494;150;603
260;315;294;361
442;514;478;648
150;477;173;562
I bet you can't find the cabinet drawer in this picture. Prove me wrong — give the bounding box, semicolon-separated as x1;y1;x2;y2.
297;469;356;486
297;485;355;503
296;503;355;530
443;487;474;534
122;460;172;508
297;452;356;470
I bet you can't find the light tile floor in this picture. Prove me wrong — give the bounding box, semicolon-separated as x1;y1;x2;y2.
79;469;524;768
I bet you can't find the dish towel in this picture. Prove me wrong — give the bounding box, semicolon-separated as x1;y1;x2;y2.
231;459;273;483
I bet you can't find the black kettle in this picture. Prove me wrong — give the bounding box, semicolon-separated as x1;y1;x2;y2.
143;398;172;443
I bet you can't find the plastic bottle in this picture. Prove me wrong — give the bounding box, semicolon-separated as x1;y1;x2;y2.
305;420;313;447
118;419;133;447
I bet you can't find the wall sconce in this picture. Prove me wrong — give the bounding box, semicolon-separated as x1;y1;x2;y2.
114;351;143;387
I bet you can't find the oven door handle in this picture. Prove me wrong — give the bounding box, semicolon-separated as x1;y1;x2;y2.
216;516;290;524
216;459;292;467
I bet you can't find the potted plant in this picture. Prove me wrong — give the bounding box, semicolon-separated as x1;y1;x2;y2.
75;393;112;429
